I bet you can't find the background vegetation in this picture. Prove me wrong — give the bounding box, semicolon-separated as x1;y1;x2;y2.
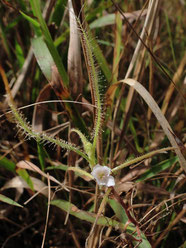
0;0;185;247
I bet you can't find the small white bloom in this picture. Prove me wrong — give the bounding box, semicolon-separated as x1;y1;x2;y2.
91;164;115;187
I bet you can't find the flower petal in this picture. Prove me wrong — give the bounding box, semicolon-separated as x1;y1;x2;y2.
102;166;111;176
91;164;102;178
91;164;115;187
106;176;115;187
96;178;107;185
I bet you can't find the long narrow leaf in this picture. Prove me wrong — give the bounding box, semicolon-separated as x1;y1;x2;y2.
51;199;151;248
0;156;16;172
136;156;178;182
0;194;23;208
32;37;54;81
30;0;68;84
120;78;186;173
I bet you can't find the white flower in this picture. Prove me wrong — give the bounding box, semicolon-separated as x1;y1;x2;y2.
91;164;115;187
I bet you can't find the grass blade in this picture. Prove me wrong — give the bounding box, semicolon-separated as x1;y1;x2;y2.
30;0;68;84
136;156;178;182
51;199;151;248
120;78;186;173
32;36;54;81
0;157;16;172
0;194;23;208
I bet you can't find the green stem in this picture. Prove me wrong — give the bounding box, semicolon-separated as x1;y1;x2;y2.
77;21;102;157
10;104;89;162
112;147;175;174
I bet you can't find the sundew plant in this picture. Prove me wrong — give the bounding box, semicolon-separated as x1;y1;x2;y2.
0;0;186;247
